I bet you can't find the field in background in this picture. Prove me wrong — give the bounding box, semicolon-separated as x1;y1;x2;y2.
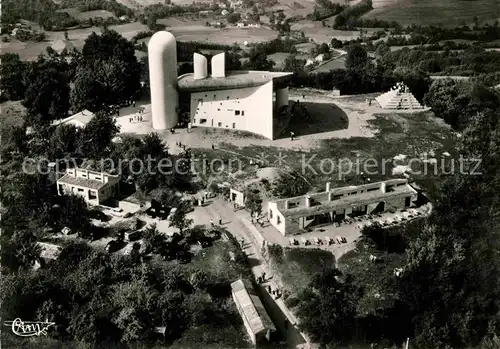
363;0;500;27
1;21;149;61
58;8;116;20
291;19;379;42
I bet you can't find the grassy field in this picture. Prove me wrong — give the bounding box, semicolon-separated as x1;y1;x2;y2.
291;19;379;43
364;0;500;27
1;20;149;60
268;52;306;68
58;8;116;20
214;101;458;193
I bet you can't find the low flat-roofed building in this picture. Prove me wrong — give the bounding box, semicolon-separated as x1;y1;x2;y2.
231;279;276;345
268;179;418;235
57;168;120;205
52;109;95;128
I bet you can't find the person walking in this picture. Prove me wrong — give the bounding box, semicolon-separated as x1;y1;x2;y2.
290;131;295;141
211;144;215;150
210;218;214;227
132;100;136;107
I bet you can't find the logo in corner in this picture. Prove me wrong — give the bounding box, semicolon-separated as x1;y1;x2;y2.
4;318;55;337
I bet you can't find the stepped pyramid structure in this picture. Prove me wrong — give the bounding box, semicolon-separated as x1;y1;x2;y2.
376;82;423;110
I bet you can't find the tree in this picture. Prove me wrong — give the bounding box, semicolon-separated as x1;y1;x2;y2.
47;124;81;160
227;13;241;24
243;48;275;71
78;112;120;159
189;269;209;290
22;66;70;127
244;190;262;222
54;194;90;232
70;66;106;112
272;171;309;198
142;224;166;254
269;12;276;25
296;268;357;345
76;30;141;108
345;43;369;72
146;14;158;30
283;55;306;75
330;38;343;49
397;69;431;102
225;51;242;70
317;43;330;55
169;202;193;234
1;230;41;271
0;53;26;101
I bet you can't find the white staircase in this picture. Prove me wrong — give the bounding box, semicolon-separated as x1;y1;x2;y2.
376;82;423;110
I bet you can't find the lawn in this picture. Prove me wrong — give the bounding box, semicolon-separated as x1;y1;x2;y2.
291;20;379;43
364;0;500;27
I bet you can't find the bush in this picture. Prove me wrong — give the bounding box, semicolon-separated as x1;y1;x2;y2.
284;296;300;308
267;243;284;264
272;171;310;198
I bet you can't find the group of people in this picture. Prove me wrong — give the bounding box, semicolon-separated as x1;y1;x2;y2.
175;141;187;151
128;109;144;123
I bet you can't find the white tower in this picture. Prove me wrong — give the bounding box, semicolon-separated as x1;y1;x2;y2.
148;31;179;130
193;53;208;80
211;52;226;78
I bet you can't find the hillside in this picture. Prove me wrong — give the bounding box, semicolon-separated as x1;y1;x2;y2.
364;0;500;27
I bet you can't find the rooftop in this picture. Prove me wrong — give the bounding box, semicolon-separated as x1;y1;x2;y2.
231;279;276;335
177;71;293;92
57;173;112;190
52;109;95;128
272;179;418;218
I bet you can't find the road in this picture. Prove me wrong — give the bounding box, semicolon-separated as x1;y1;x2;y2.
193;198;311;349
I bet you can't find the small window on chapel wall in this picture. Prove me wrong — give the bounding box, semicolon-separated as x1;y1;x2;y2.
235;110;240;115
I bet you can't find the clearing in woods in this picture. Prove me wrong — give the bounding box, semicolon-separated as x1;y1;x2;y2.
363;0;500;27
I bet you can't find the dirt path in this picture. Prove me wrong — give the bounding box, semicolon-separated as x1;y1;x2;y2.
196;199;311;349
